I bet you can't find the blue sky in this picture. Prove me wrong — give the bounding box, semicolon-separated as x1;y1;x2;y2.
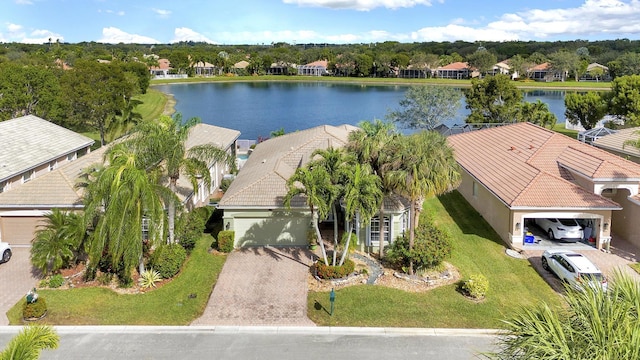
3;0;640;44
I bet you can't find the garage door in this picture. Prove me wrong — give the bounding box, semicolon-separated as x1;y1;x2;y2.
234;216;309;247
0;217;46;245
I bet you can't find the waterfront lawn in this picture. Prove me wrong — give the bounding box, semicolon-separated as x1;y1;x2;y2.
552;123;579;139
7;235;225;325
135;88;171;122
307;191;562;329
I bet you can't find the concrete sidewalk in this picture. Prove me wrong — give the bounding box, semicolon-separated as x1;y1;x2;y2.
191;246;316;326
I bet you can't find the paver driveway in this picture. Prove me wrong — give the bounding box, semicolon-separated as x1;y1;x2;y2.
0;247;41;325
192;246;316;326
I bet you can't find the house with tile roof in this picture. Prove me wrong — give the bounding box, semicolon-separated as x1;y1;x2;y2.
435;62;471;79
297;60;328;76
592;127;640;163
448;122;640;250
0;123;240;246
218;124;411;249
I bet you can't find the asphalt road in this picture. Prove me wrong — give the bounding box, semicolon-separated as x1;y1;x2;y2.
0;326;498;360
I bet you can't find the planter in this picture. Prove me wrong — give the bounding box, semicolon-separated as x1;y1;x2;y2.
23;310;48;322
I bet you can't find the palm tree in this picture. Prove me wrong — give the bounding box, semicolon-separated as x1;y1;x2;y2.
283;164;337;266
311;147;351;265
83;143;169;277
488;270;640;360
339;163;383;266
0;325;59;360
31;209;85;275
346;119;398;258
384;131;460;274
126;114;234;244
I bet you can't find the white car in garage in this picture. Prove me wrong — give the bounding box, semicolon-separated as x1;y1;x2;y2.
541;249;607;291
0;241;11;264
535;218;583;242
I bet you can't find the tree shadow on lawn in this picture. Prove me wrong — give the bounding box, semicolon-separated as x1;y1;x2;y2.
436;191;507;248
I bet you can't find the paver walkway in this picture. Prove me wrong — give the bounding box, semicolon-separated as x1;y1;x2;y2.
0;247;41;325
191;246;316;326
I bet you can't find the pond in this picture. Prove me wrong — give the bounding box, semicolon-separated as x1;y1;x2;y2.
154;82;571;140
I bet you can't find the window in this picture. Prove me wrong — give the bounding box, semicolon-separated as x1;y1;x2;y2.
49;161;57;171
22;170;34;183
141;217;150;241
0;181;5;193
370;216;390;244
67;152;76;161
472;181;478;197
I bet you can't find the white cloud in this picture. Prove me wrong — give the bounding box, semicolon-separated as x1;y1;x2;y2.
99;9;126;16
282;0;439;11
171;28;216;44
98;27;159;44
21;29;64;44
7;23;23;33
410;24;518;42
486;0;640;40
15;0;33;4
153;8;172;18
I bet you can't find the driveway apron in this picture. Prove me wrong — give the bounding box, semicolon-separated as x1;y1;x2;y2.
0;247;41;325
192;246;316;326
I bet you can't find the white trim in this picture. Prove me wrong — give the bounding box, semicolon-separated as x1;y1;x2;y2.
0;210;52;216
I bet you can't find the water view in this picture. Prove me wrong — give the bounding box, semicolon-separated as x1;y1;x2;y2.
155;82;570;140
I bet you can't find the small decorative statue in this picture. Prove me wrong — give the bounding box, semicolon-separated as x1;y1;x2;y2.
26;288;39;304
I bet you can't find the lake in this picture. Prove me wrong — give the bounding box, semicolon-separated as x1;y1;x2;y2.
154;82;570;140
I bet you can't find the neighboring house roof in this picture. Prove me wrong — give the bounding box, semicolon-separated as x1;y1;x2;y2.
437;62;469;71
219;124;358;209
234;60;249;69
0;146;107;208
529;62;551;71
587;62;609;71
0;115;94;182
193;61;215;68
150;59;171;71
0;124;241;209
447;122;632;209
593;127;640;159
303;60;328;68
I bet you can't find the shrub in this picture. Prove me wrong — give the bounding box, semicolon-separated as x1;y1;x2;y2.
23;297;47;319
139;268;162;289
217;230;235;253
149;244;187;279
176;210;207;253
314;259;355;279
384;220;452;272
340;232;358;252
97;272;113;286
461;274;489;299
220;178;234;192
48;274;65;288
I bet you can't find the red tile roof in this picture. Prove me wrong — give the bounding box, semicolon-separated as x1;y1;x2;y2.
437;62;469;70
447;122;634;209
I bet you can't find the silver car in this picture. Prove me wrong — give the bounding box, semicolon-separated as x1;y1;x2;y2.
0;241;11;264
541;249;607;291
535;218;583;242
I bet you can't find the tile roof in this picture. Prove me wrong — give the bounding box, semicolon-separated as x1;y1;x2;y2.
447;122;634;209
593;127;640;159
219;124;358;209
437;62;469;70
0;115;94;182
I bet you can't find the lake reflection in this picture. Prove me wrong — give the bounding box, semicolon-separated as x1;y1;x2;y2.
155;82;570;140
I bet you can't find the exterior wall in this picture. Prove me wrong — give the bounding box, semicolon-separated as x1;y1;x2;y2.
457;170;512;244
0;209;52;245
610;189;640;248
358;211;409;252
223;209;311;247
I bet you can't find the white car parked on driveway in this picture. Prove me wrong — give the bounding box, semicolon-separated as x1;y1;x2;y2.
535;218;583;242
541;249;607;291
0;241;11;264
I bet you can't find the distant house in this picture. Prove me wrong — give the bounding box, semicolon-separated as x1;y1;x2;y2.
399;64;431;79
529;62;562;82
149;58;171;77
486;61;510;77
580;63;611;82
192;61;217;76
297;60;328;76
435;62;471;79
0;122;240;246
267;62;293;75
448;122;640;250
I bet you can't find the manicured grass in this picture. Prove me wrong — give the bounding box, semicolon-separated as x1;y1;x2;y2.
151;75;612;90
7;235;225;325
552;123;579;139
307;191;562;329
135;88;171;122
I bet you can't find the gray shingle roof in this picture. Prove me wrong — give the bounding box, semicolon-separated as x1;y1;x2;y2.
0;115;94;181
219;124;358;209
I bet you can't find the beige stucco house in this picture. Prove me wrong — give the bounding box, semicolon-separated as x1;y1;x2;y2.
448;122;640;250
218;124;411;249
0;122;239;246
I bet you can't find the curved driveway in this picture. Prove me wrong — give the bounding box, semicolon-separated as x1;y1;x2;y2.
192;246;316;326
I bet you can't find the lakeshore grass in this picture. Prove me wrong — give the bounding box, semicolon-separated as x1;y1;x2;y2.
307;191;562;329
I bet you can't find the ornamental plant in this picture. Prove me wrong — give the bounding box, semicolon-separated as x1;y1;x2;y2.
138;268;162;289
461;274;489;300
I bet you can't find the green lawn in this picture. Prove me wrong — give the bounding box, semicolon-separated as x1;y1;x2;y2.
135;88;171;122
151;75;612;91
552;123;579;139
7;236;225;325
307;191;562;329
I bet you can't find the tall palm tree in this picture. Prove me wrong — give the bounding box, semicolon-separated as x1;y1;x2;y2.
283;164;337;266
0;325;59;360
346;119;398;258
339;163;383;266
83;143;169;277
127;114;234;244
311;147;352;265
31;209;85;275
384;131;460;274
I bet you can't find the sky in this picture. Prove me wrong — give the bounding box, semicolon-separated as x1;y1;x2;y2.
2;0;640;45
